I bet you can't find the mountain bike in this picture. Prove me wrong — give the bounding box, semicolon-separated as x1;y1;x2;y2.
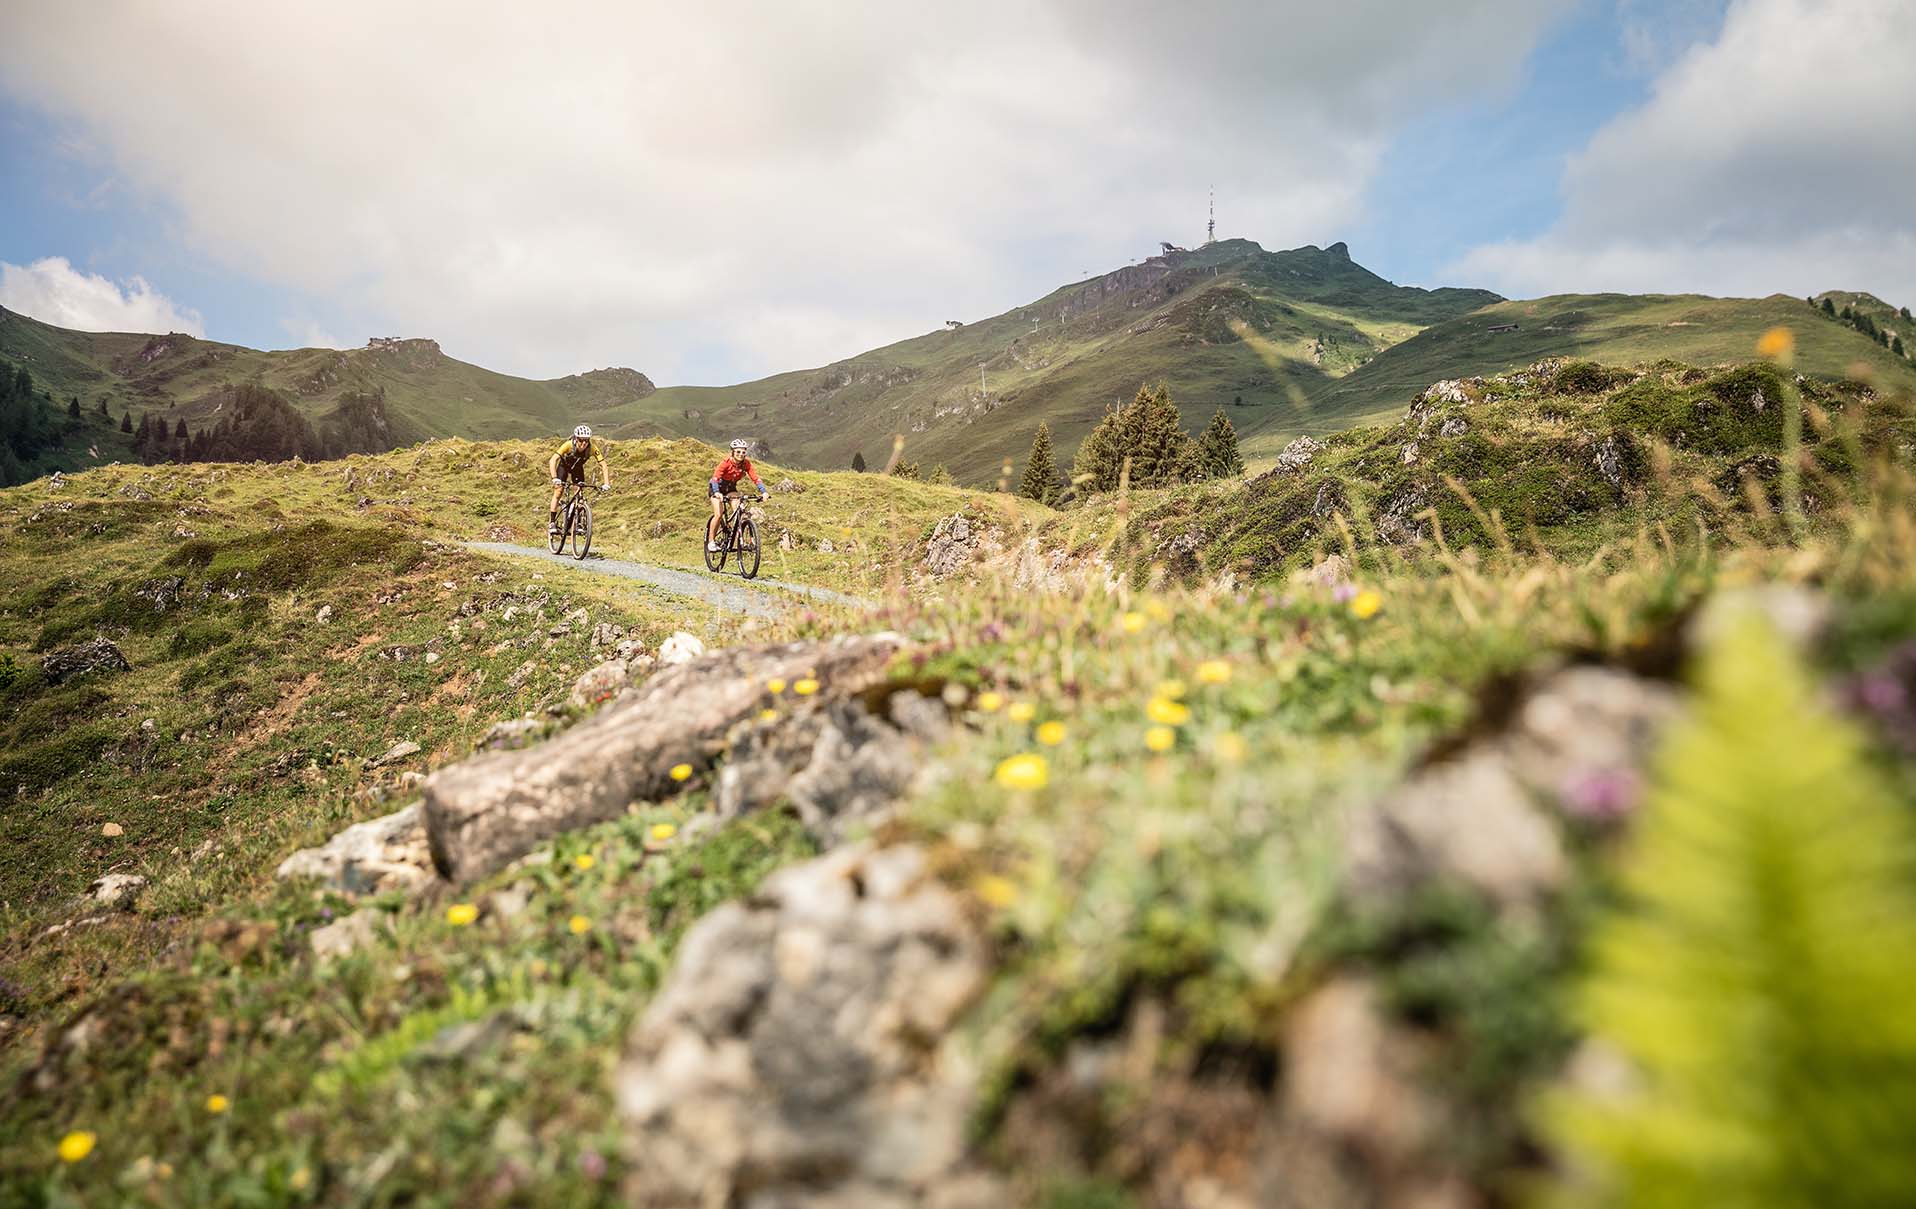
549;481;597;559
704;492;760;579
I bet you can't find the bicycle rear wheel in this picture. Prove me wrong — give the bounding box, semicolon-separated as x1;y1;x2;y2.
736;516;760;579
703;512;726;571
571;499;592;559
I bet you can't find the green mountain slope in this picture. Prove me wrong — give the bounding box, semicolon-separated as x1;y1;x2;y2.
0;305;663;453
593;240;1502;484
1246;292;1916;459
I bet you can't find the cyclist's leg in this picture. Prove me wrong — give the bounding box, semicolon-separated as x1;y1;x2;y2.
548;479;564;527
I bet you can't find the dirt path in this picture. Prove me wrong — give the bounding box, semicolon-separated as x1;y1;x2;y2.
461;542;874;619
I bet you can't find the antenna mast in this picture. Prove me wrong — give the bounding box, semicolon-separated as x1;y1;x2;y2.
1206;187;1215;246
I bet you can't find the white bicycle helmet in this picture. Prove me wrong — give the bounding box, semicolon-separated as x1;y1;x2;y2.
730;438;750;453
573;424;593;439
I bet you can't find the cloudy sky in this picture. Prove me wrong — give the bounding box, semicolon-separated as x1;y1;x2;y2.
2;0;1911;384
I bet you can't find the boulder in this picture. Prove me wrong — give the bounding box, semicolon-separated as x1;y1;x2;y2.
88;872;147;910
310;907;386;960
40;639;132;684
568;659;630;709
658;631;705;665
275;803;437;895
1274;435;1321;473
481;717;548;751
615;844;1000;1208
370;739;421;768
423;634;907;882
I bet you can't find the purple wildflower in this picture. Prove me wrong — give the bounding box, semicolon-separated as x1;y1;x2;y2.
1562;767;1641;822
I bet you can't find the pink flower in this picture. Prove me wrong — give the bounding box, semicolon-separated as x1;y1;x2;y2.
1562;767;1640;822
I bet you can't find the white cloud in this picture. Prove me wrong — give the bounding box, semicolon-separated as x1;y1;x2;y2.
1455;0;1916;305
0;256;204;335
278;318;351;351
0;1;1572;382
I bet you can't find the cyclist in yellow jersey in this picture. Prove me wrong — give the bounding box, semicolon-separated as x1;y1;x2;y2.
549;424;610;535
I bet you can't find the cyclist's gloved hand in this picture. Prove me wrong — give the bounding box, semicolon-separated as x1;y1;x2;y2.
758;489;769;501
551;477;562;486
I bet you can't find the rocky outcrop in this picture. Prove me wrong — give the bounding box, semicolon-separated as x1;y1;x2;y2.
923;511;1004;579
87;872;147;910
1274;435;1322;474
275;803;436;895
615;843;1001;1208
40;639;132;684
422;635;907;882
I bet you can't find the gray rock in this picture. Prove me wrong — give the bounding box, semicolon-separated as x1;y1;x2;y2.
923;513;988;578
423;634;907;882
88;872;147;910
316;604;334;624
817;537;837;554
589;621;627;648
1274;436;1321;473
568;659;630;709
657;631;705;666
276;803;437;895
1399;440;1419;466
1691;584;1830;652
370;740;421;767
615;844;1000;1207
482;717;548;751
1437;416;1470;438
1594;436;1624;489
40;639;132;685
310;907;386;960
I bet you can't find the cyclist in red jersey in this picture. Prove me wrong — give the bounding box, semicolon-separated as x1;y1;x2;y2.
708;438;767;553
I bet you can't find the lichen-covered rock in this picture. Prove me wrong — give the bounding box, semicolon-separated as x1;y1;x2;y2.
275;803;436;895
568;659;629;709
615;844;1000;1208
1274;435;1322;473
40;639;132;685
87;872;147;910
658;631;704;665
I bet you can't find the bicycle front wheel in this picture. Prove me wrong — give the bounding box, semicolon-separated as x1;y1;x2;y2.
571;500;592;559
548;497;567;553
736;516;760;579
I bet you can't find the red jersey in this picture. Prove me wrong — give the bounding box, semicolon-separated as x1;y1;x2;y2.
712;456;763;489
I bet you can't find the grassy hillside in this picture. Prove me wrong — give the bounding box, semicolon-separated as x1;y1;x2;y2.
0;305;665;453
594;240;1501;485
3;361;1915;1205
1247;292;1916;460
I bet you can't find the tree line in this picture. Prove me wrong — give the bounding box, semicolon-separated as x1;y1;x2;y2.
1813;295;1910;358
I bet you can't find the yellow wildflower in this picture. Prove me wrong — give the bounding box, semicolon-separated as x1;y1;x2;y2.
57;1130;96;1164
650;822;677;841
1119;611;1147;634
1144;599;1171;622
1145;697;1191;726
1195;659;1231;685
1144;726;1176;753
572;853;595;871
765;677;787;694
793;677;820;696
1006;702;1036;723
669;762;693;782
1212;732;1249;763
1349;589;1383;620
1757;325;1796;364
1155;679;1188;700
568;914;592;935
974;874;1019;908
975;690;1005;713
445;903;479;926
205;1094;230;1115
993;752;1050;790
288;1167;312;1192
758;708;778;723
1035;720;1067;746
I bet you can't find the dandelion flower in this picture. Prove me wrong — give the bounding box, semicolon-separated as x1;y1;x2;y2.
994;753;1049;790
1155;679;1187;700
289;1167;311;1192
1144;726;1176;753
669;763;693;782
1196;659;1231;685
1212;732;1249;763
1120;611;1147;635
793;677;820;696
975;690;1005;713
573;853;596;871
974;874;1019;908
758;708;778;723
650;822;677;841
205;1094;230;1115
1145;697;1191;726
57;1130;95;1164
1349;589;1383;620
1035;720;1067;746
1757;326;1796;364
1007;702;1036;723
568;914;592;935
766;677;787;694
446;903;479;926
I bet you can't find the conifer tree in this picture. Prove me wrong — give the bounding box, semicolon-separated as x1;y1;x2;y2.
120;412;133;434
97;397;109;417
1072;383;1195;493
1194;408;1244;479
67;397;81;420
851;450;866;473
1895;335;1906;357
1821;297;1837;317
1019;422;1058;503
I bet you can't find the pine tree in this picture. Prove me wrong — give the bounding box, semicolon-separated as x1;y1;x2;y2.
851;450;866;473
174;417;189;440
1821;297;1838;317
926;464;953;485
1194;409;1244;479
120;412;133;434
1901;305;1912;322
889;460;919;480
1019;422;1058;503
1895;335;1906;357
1071;383;1195;493
96;397;109;417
